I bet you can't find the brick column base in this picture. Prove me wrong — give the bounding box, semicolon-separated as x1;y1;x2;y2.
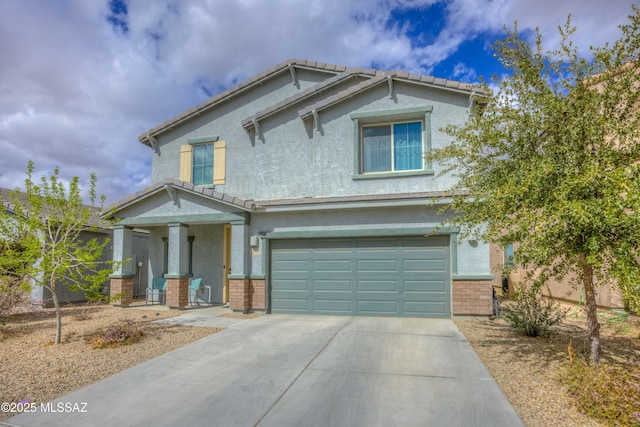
230;278;251;313
166;277;189;309
110;277;134;307
250;278;266;311
452;280;493;316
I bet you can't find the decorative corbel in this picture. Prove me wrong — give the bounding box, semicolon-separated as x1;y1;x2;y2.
164;184;179;206
148;135;159;154
288;63;297;86
312;109;320;132
387;75;394;99
252;119;261;139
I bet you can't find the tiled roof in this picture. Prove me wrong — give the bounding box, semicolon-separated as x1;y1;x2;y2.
139;59;483;144
104;179;254;215
138;59;347;144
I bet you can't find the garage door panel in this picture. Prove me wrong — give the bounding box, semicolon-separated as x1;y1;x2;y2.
356;280;398;292
272;260;309;272
271;297;309;311
313;299;352;313
404;302;448;316
404;280;447;292
403;236;448;248
270;279;310;291
313;260;351;272
404;259;447;272
313;280;352;291
313;239;351;251
356;238;399;250
270;236;450;318
357;259;398;272
357;300;398;314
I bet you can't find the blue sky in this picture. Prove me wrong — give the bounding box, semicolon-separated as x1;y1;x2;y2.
0;0;635;204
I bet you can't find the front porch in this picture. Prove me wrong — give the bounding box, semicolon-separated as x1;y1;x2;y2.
106;180;263;313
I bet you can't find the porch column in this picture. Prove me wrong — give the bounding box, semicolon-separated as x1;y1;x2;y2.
110;225;134;307
165;222;189;309
229;220;250;313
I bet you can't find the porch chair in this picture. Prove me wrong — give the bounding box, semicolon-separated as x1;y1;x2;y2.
188;278;212;306
146;277;166;305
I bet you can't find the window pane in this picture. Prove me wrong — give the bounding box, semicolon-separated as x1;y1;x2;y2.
393;122;422;171
363;126;391;172
192;144;214;185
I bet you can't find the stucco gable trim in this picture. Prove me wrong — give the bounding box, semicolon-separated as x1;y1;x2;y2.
298;71;479;120
103;179;254;217
139;59;346;144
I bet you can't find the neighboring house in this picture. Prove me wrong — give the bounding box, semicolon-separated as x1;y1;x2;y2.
107;59;493;317
491;244;625;309
0;187;148;306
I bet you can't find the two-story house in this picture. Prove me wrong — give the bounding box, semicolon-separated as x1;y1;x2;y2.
107;59;493;317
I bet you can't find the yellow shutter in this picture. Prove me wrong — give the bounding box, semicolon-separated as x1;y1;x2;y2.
213;140;226;185
179;144;193;182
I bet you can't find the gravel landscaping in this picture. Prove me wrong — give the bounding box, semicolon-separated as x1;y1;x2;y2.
456;306;640;427
0;303;222;421
1;302;638;426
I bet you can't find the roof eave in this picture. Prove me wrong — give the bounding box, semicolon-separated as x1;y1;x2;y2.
139;59;347;145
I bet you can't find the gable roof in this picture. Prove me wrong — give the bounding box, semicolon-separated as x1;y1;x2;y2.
104;179;254;216
138;59;347;145
298;70;478;120
240;67;382;131
139;59;484;146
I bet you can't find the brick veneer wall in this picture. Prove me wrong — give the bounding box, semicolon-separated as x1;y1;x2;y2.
452;280;493;316
230;278;251;313
165;277;188;309
110;277;133;307
250;278;266;311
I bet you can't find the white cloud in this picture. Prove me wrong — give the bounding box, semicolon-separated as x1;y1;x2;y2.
0;0;635;204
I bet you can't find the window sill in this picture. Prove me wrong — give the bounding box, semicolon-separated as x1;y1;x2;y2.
352;169;434;180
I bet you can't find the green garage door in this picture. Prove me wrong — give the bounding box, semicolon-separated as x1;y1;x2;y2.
270;236;450;318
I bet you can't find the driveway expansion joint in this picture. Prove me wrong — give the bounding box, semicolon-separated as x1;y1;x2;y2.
253;317;353;427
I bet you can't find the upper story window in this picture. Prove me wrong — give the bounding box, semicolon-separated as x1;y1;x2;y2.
362;121;423;173
179;138;226;186
192;143;214;185
351;106;433;179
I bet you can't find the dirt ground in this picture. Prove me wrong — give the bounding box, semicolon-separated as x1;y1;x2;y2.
456;305;640;426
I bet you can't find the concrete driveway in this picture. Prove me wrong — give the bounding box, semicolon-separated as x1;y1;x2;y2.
5;315;523;427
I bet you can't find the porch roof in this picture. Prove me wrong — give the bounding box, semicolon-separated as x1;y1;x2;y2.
104;179;254;227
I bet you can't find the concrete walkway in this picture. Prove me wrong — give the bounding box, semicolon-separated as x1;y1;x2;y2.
4;313;523;427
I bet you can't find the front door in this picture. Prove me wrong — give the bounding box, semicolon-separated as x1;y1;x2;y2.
223;224;231;303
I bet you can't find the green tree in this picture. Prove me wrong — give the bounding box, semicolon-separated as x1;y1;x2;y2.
0;161;117;344
0;233;35;316
430;8;640;363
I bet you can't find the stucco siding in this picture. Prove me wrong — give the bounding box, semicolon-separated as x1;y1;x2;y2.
149;79;471;203
150;69;338;185
249;205;490;279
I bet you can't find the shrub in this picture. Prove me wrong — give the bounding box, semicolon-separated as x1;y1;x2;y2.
90;318;144;349
0;277;31;318
500;284;567;337
566;358;640;426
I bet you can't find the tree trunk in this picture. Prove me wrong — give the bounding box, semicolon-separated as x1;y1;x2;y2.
579;253;601;363
50;282;62;345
